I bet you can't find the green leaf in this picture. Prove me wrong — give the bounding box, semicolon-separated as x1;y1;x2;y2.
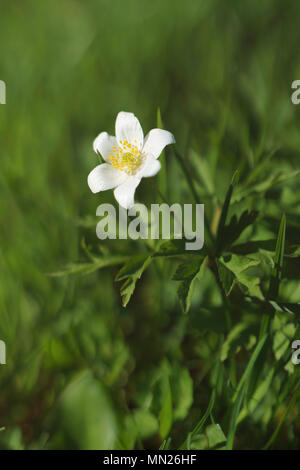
272;301;300;315
158;376;172;439
216;261;235;296
243;147;277;187
170;365;193;421
116;254;152;307
273;326;295;361
238;367;275;422
57;371;116;450
272;315;296;361
232;334;267;403
133;409;159;440
226;382;246;450
221;319;257;361
172;257;206;313
217;254;263;299
227;334;267;449
159;437;171;450
247;297;300;316
133;408;159;439
181;349;223;450
219;209;259;252
285;245;300;258
190;424;227;450
49;255;129;277
263;386;300;450
268;213;286;299
0;427;23;450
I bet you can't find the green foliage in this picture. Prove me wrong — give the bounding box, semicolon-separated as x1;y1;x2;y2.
158;375;172;439
52;371;116;450
190;424;227;450
115;255;152;307
172;258;206;313
215;170;239;255
219;209;259;253
1;0;300;451
269;214;286;299
217;254;263;298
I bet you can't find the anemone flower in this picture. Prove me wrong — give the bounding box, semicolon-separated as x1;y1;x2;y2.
88;111;175;209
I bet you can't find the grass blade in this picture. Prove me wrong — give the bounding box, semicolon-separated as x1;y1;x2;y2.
268;213;286;299
227;334;267;449
215;170;239;255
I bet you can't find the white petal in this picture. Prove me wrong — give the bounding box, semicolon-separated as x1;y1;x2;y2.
138;155;161;178
88;164;127;193
115;111;144;150
113;176;141;209
142;129;175;159
93;132;118;163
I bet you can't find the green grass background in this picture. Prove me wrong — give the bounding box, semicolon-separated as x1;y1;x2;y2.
0;0;300;450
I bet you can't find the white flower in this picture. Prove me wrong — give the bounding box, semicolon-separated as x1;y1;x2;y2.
88;111;175;209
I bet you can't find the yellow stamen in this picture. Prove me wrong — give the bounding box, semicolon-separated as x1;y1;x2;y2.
109;141;143;174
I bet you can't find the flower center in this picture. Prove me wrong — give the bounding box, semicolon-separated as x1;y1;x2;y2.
109;140;143;175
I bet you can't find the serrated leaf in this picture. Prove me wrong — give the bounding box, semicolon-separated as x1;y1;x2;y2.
216;261;235;296
116;254;152;307
219;209;259;253
172;257;206;313
49;255;129;277
217;254;263;299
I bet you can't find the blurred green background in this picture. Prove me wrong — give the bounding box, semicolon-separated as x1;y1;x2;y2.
0;0;300;450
